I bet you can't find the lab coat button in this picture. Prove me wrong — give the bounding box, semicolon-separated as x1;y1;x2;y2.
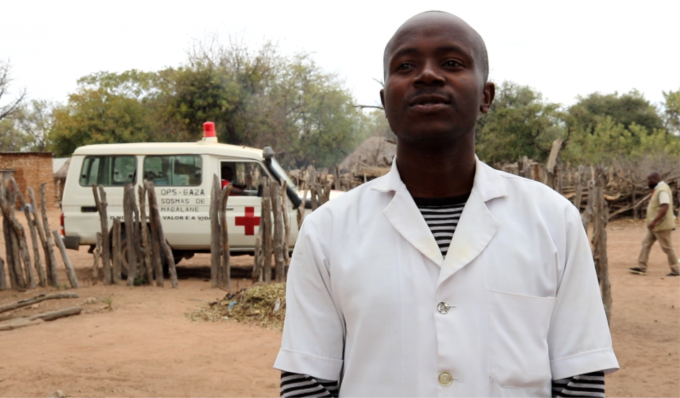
437;302;450;314
438;372;453;386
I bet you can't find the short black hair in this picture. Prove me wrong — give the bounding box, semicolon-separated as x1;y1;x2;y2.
383;11;489;83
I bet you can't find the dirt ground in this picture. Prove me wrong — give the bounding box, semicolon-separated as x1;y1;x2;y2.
0;209;678;397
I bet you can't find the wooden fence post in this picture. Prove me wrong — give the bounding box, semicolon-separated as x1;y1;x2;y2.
28;188;54;287
210;175;221;287
0;257;5;290
145;181;177;288
123;184;138;286
52;230;79;288
111;219;122;284
573;166;585;210
219;185;232;290
92;232;101;285
39;184;59;286
592;168;612;324
92;185;111;284
262;177;272;283
281;181;290;268
137;186;154;284
15;189;46;287
0;183;26;289
270;180;285;283
144;181;164;287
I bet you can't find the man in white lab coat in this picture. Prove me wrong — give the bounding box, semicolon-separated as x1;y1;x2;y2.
275;11;618;397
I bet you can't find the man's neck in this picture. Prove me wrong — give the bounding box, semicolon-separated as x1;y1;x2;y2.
395;136;476;198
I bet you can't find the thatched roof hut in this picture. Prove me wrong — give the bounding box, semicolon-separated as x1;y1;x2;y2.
339;136;396;171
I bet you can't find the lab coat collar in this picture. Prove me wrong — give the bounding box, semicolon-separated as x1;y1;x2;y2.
371;157;507;270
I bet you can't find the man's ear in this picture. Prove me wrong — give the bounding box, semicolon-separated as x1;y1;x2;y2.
380;89;386;109
480;82;495;114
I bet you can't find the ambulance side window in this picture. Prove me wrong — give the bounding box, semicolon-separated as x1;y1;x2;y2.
220;161;264;196
143;155;202;186
79;156;137;186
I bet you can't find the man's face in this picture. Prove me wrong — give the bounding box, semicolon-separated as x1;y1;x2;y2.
647;174;660;190
380;14;494;145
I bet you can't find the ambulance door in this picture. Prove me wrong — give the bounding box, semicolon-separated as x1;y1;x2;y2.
143;154;209;249
218;160;267;251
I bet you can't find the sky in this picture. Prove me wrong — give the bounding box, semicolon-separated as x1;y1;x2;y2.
1;0;679;110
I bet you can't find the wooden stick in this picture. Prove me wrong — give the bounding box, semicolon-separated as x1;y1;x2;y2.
28;306;82;321
262;178;272;283
39;184;58;286
271;180;285;283
0;183;16;289
111;219;122;284
52;230;79;288
0;318;44;331
144;181;164;287
0;292;79;314
145;181;176;288
210;175;221;288
123;184;137;286
14;188;46;287
92;185;111;285
281;181;290;267
0;184;26;289
7;200;36;289
137;186;154;284
0;257;5;291
219;184;232;290
92;232;101;285
29;187;54;287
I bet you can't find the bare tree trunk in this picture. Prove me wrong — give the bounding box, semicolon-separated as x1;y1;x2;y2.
15;189;45;287
144;182;164;287
262;178;272;283
145;181;176;288
271;181;285;283
111;219;122;284
210;175;221;288
0;292;79;313
39;184;58;286
137;186;154;284
92;232;101;285
123;184;137;286
52;230;79;288
219;185;232;289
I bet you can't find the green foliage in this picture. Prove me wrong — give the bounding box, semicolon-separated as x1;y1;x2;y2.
662;89;680;134
476;82;565;163
567;90;664;134
0;118;31;151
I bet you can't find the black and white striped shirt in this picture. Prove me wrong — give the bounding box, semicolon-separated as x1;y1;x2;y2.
280;195;606;397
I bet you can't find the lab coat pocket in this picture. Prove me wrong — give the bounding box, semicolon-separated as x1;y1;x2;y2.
488;289;555;390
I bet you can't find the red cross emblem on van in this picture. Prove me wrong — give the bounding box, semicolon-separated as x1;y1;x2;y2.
235;207;261;235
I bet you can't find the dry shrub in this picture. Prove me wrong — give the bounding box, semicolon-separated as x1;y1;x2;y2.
186;283;287;330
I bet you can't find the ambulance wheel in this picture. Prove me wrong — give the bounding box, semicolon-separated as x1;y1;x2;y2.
117;230;176;280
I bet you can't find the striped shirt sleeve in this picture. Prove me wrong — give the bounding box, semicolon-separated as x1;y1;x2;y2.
552;371;605;397
280;371;339;397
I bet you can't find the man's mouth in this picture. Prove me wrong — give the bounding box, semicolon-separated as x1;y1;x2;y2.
409;94;450;110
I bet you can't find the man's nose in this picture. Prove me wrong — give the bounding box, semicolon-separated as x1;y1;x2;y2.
414;60;445;86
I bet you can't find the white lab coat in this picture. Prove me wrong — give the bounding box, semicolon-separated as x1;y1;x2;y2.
275;158;618;397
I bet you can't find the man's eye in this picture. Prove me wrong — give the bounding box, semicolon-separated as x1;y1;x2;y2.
444;60;462;67
397;63;413;71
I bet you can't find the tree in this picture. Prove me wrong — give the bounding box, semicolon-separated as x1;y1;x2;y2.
662;89;680;134
49;80;154;156
475;82;565;163
14;99;56;152
567;90;664;134
0;60;26;121
0;118;30;151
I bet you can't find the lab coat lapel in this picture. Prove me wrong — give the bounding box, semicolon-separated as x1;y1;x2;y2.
438;160;506;285
373;162;444;267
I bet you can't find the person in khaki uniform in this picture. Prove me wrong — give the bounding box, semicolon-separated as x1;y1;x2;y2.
630;171;679;276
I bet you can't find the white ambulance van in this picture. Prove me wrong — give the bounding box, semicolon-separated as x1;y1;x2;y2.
60;123;308;268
